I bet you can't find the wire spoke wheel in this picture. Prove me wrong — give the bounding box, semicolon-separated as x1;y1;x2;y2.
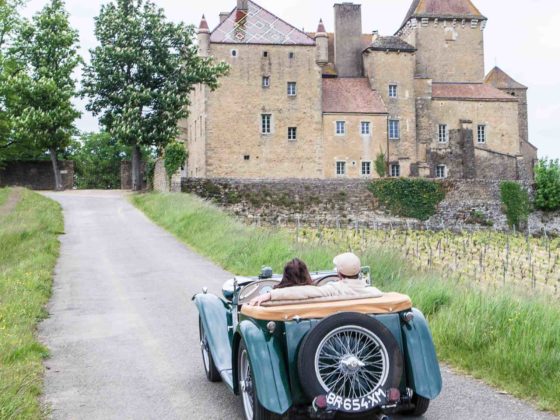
314;326;389;399
239;347;254;419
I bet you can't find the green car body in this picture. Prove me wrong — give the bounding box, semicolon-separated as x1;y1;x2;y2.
194;273;442;418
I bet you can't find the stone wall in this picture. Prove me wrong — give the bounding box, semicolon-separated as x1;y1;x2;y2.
153;158;182;193
182;177;559;235
0;160;74;190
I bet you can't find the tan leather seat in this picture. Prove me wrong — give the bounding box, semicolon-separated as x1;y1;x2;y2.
240;292;412;321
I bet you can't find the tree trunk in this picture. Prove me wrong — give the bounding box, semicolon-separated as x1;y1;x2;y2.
131;145;142;191
49;148;64;191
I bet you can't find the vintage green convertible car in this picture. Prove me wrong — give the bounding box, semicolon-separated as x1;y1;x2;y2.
193;268;442;419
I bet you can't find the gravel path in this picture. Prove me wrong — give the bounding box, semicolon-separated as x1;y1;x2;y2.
39;190;556;420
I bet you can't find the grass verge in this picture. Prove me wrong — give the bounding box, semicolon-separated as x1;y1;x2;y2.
0;187;10;206
0;189;63;419
132;192;560;414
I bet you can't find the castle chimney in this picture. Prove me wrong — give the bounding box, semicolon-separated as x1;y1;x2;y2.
237;0;248;11
197;15;210;57
334;3;363;77
219;12;229;23
372;30;379;42
315;19;328;65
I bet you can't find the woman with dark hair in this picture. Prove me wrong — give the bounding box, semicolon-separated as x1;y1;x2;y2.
248;253;383;306
274;258;313;289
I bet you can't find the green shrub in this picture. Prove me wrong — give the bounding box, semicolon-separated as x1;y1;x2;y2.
164;141;188;183
500;181;530;230
368;179;445;221
374;152;386;178
534;158;560;211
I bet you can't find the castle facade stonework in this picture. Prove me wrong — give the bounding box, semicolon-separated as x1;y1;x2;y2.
184;0;537;181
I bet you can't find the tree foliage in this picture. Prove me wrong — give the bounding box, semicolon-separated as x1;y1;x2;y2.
71;132;127;189
368;179;446;221
500;181;530;230
163;141;187;183
7;0;81;189
81;0;229;190
534;158;560;212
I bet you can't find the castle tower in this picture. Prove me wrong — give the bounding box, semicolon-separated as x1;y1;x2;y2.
397;0;487;82
485;66;536;177
334;3;363;77
315;19;328;65
197;15;210;57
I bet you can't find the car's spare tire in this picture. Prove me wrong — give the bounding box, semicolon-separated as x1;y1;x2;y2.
297;312;403;414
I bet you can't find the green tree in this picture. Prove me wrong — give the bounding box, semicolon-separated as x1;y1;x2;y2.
82;0;229;191
9;0;81;190
374;152;386;178
0;0;25;161
71;132;127;189
534;158;560;211
500;181;531;230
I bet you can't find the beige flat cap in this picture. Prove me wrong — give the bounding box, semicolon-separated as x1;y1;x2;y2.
333;252;361;277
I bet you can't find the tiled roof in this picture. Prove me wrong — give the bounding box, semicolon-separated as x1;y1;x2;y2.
399;0;486;31
210;0;314;46
322;78;387;114
484;67;527;90
199;15;209;31
367;36;416;52
432;83;517;101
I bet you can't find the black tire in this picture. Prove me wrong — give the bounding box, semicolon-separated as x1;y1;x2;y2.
199;317;221;382
238;339;275;420
404;394;430;417
297;312;403;412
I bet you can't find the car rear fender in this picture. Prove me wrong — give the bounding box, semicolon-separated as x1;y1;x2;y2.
401;308;442;400
193;294;232;375
234;320;292;415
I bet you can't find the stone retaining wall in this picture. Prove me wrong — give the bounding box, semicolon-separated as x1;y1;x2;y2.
181;177;560;235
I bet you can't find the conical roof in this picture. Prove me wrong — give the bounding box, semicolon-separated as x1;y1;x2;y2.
485;66;527;90
198;15;209;32
399;0;486;31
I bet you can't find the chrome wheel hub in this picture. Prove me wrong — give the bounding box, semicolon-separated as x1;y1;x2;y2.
340;355;366;373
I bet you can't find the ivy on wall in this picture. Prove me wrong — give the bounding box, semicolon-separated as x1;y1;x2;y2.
368;179;446;221
500;181;530;230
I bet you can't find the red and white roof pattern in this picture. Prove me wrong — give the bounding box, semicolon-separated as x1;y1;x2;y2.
210;1;315;46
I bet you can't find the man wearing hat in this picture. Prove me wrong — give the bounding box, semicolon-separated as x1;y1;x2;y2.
248;252;382;306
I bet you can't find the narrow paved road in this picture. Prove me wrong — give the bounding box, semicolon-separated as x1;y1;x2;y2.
40;191;556;420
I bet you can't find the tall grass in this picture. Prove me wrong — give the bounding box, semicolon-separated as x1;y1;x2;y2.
0;189;63;419
133;193;560;413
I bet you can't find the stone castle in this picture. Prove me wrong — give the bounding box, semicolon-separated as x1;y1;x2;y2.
184;0;537;181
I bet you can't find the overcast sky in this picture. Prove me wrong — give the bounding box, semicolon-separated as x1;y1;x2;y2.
22;0;560;159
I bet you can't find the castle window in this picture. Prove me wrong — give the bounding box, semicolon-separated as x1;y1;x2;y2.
336;121;346;136
436;165;447;179
361;121;371;135
244;155;250;161
263;51;268;58
336;161;346;177
389;84;398;98
477;125;486;144
361;161;372;176
261;114;272;134
231;49;238;57
262;76;270;88
287;82;297;96
289;52;295;59
438;124;449;143
421;18;429;27
471;19;479;28
390;163;401;178
389;120;400;140
288;127;297;141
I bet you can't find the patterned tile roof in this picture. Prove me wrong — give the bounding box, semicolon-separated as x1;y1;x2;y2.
210;1;315;46
367;36;416;52
484;67;527;90
323;78;387;114
399;0;486;31
432;83;517;101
